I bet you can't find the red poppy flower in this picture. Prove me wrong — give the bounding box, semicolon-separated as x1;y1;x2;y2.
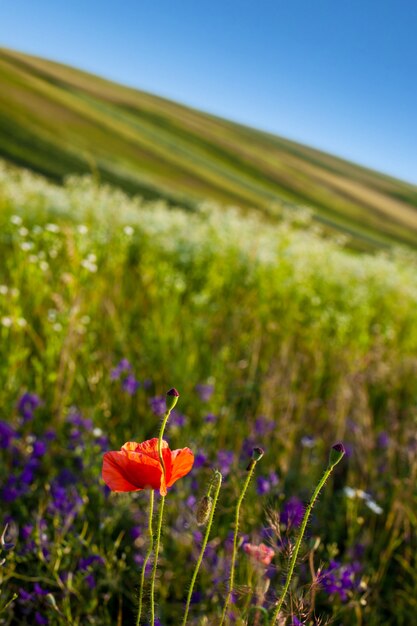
102;438;194;496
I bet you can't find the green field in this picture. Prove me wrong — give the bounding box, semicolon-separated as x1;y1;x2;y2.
1;47;417;250
1;164;417;624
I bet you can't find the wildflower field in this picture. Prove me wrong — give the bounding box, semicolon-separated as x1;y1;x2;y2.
0;161;417;625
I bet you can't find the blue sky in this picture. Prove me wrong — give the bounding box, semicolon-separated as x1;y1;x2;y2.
1;0;416;183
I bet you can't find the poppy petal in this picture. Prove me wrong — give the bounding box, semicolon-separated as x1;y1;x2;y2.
102;451;142;492
131;438;169;458
122;450;162;489
167;447;194;488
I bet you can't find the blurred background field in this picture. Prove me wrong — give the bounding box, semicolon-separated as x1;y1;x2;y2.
1;156;417;624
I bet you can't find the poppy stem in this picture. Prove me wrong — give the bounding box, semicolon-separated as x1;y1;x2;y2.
182;470;223;626
149;494;165;626
136;489;154;626
219;454;261;626
157;410;171;477
270;444;345;624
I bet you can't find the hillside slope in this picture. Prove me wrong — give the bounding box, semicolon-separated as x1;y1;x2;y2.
1;47;417;248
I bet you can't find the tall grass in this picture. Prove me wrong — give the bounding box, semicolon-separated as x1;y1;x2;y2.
0;161;416;624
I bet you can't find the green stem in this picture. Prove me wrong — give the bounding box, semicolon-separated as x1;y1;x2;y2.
136;489;155;626
157;409;171;476
149;495;165;626
219;461;258;626
182;471;223;626
270;465;334;624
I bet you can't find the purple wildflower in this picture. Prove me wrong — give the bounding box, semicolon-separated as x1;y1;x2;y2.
110;358;132;380
170;410;186;427
256;472;279;495
122;374;140;395
34;613;48;625
377;432;390;448
21;524;33;541
281;497;304;528
67;410;92;430
32;440;47;458
85;573;96;589
204;413;217;423
319;559;361;602
34;582;50;596
253;416;275;437
195;384;214;402
217;450;234;476
17;392;41;422
149;395;166;416
194;452;207;469
78;555;104;571
18;587;33;602
131;526;141;541
0;420;16;449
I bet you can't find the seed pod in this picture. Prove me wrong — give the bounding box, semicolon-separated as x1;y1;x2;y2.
196;495;213;526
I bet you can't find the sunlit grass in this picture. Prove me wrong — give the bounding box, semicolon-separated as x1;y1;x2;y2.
0;163;416;624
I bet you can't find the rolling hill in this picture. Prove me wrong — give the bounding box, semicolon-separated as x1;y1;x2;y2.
1;47;417;249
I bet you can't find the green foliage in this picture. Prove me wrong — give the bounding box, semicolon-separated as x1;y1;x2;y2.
0;163;416;624
1;47;417;249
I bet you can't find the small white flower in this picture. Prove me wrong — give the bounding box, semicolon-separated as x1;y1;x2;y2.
53;322;63;332
49;249;58;259
39;261;49;272
17;318;27;328
47;309;57;322
1;317;12;328
46;223;59;233
365;500;383;515
0;285;8;295
10;215;22;225
93;427;103;437
77;225;88;234
10;288;19;298
81;259;98;273
124;225;134;236
80;315;91;325
28;255;39;263
18;227;29;237
343;486;357;499
20;242;34;251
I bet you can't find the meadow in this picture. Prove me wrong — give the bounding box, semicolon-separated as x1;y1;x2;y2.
0;161;417;625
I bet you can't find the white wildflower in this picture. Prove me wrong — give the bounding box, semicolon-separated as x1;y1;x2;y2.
46;223;59;233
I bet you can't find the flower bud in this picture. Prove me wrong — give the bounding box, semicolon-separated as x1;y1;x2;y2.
1;525;14;551
246;447;264;471
166;388;180;411
252;447;264;462
196;495;213;526
328;442;346;468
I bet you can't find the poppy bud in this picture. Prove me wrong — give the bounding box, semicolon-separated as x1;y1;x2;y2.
246;447;265;471
1;525;14;551
196;495;213;526
46;594;59;611
166;388;180;411
328;442;346;468
252;447;264;462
